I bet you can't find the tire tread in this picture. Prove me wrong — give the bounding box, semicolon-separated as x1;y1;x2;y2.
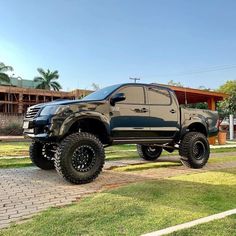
137;144;162;161
179;132;210;169
55;132;105;184
29;141;55;170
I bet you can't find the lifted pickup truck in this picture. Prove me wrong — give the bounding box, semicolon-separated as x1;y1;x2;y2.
23;83;219;184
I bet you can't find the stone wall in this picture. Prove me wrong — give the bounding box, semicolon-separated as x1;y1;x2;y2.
0;113;24;128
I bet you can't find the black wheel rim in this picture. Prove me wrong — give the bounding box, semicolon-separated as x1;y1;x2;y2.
192;141;206;160
42;144;57;160
72;145;96;172
146;146;161;157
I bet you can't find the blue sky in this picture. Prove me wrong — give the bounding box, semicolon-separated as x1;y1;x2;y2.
1;0;236;90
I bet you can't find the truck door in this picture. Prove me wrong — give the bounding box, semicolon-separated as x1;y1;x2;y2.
147;86;180;138
110;85;150;138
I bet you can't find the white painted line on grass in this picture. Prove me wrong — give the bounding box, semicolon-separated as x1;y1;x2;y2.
142;209;236;236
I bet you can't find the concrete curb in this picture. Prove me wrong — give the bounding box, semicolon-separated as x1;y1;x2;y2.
0;136;27;142
142;209;236;236
211;144;236;149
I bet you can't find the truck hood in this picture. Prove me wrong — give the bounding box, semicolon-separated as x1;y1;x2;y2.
32;99;104;108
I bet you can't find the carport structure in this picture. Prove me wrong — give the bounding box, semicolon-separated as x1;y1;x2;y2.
159;84;228;111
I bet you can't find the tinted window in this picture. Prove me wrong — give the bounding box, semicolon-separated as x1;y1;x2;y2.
117;86;145;104
148;87;171;105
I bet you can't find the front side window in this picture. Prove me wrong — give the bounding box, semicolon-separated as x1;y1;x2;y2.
148;87;171;105
117;86;145;104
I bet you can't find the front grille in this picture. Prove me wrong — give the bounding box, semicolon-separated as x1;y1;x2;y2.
25;107;41;119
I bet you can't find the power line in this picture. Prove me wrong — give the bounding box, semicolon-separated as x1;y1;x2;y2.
144;64;236;78
170;64;236;76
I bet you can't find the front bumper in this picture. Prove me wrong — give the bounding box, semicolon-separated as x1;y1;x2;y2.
23;114;65;142
23;116;53;141
24;133;49;139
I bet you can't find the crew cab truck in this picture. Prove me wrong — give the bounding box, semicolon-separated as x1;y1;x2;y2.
23;83;219;184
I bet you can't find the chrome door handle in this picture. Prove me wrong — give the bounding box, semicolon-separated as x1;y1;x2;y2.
131;108;141;113
141;108;149;113
131;108;148;113
170;109;176;113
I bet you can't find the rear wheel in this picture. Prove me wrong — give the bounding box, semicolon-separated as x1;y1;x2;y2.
55;132;105;184
179;132;210;168
30;141;56;170
137;145;163;161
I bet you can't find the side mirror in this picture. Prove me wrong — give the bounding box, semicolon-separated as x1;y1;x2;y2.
110;93;126;106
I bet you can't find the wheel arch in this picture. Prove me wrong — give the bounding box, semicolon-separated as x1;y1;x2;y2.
184;122;208;137
59;114;111;144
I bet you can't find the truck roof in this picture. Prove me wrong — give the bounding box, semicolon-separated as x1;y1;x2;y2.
118;83;175;93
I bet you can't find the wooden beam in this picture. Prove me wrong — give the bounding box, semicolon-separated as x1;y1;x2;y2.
207;97;216;111
158;84;228;99
0;85;71;97
18;93;23;114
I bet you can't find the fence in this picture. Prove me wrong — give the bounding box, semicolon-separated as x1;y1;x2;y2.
0;113;24;129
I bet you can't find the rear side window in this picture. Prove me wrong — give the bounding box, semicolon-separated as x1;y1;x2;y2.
148;87;171;105
117;86;145;104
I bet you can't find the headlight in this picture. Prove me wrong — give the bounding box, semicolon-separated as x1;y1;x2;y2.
54;106;73;117
40;105;73;117
40;105;60;116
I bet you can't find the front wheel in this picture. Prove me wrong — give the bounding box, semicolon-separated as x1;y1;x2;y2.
137;145;163;161
30;141;56;170
55;132;105;184
179;132;210;169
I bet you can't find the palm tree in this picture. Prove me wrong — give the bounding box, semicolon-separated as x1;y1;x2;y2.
0;62;13;84
34;68;62;91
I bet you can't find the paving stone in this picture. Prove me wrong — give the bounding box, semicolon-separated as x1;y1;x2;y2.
0;215;9;221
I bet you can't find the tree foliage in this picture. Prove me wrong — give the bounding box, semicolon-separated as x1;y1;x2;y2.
34;68;62;91
91;83;100;91
186;102;208;110
218;80;236;94
198;85;211;91
168;80;184;87
217;80;236;119
0;62;13;84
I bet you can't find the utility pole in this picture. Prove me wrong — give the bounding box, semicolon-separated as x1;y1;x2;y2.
129;77;140;83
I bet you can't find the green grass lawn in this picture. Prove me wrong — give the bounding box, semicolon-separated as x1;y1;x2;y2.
0;142;30;157
0;158;33;168
169;214;236;236
1;168;236;236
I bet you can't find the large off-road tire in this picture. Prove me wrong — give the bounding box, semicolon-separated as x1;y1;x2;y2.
55;132;105;184
29;141;56;170
137;145;163;161
179;132;210;169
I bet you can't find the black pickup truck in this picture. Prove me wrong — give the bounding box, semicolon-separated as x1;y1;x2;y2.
23;83;219;184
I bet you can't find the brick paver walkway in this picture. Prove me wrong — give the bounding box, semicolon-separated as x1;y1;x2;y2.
1;154;236;229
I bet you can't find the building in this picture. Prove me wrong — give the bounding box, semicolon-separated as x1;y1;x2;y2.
0;77;40;89
0;85;92;114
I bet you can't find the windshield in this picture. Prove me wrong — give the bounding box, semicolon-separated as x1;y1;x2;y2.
82;84;122;101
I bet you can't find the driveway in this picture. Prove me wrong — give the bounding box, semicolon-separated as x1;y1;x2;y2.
1;154;236;229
